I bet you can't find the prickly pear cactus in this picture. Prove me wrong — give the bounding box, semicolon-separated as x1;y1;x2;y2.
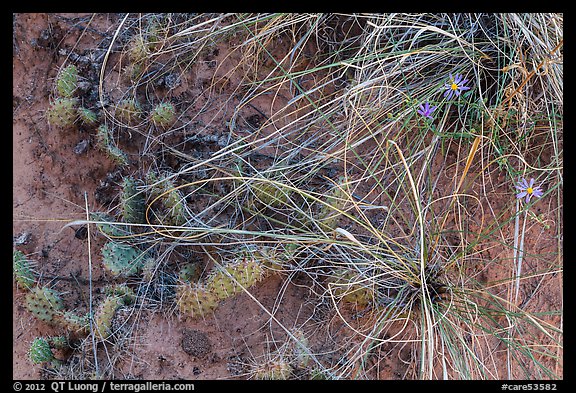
104;284;136;305
56;64;78;98
28;337;57;365
25;287;65;323
121;177;146;224
57;311;90;334
329;269;374;307
252;358;293;380
94;124;128;165
250;180;290;208
317;180;346;230
150;102;176;128
176;283;219;319
93;284;136;340
94;296;124;340
95;124;110;149
101;241;144;277
146;171;187;226
206;257;266;300
46;97;78;128
47;336;68;350
77;107;98;125
13;250;36;290
115;98;141;125
177;262;198;283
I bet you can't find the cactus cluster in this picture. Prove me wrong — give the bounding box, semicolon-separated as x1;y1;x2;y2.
13;250;37;290
101;241;144;277
176;255;267;319
48;64;98;129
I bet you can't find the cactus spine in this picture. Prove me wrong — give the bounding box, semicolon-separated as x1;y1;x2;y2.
94;296;123;340
251;358;293;380
151;102;176;128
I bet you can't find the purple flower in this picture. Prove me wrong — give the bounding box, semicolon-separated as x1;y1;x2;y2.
443;73;470;99
515;178;544;203
417;102;437;119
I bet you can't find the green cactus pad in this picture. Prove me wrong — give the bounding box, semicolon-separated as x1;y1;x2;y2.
101;241;144;277
28;338;56;364
57;311;90;334
178;262;198;283
317;181;346;230
77;107;98;125
176;283;219;319
151;102;176;128
104;284;136;305
13;250;36;290
94;296;123;340
95;124;110;149
250;180;290;208
206;258;266;301
115;98;142;125
46;97;78;128
25;287;65;323
56;64;78;98
121;177;146;224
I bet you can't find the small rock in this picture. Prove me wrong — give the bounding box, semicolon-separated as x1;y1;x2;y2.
13;232;31;246
74;139;90;155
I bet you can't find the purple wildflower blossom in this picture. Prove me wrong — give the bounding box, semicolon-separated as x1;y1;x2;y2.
417;102;437;119
515;178;544;203
443;73;470;99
